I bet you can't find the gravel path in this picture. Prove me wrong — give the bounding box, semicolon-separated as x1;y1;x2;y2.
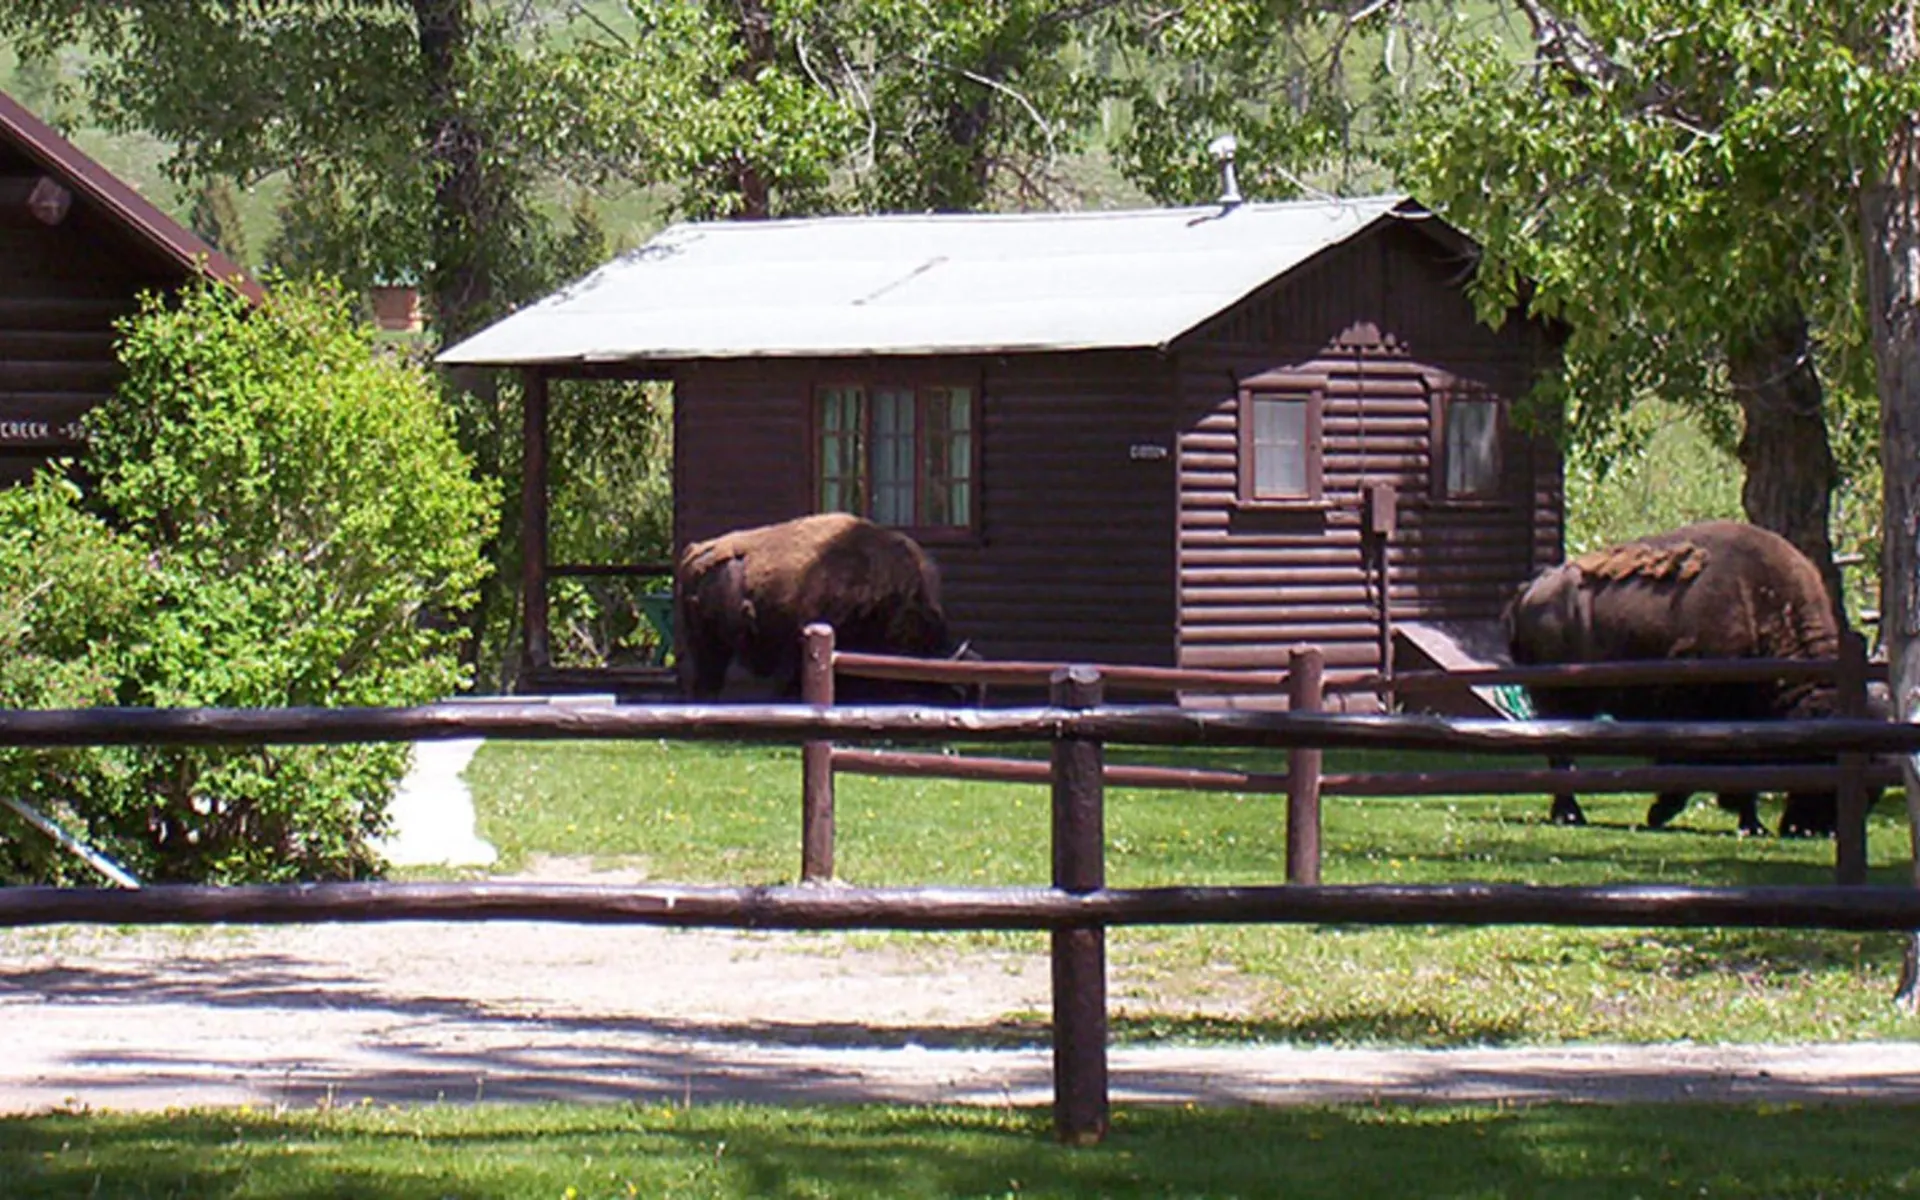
7;904;1920;1115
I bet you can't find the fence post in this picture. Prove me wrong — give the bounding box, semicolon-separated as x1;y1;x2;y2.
801;622;836;884
1049;665;1108;1146
1835;628;1870;886
1287;646;1325;886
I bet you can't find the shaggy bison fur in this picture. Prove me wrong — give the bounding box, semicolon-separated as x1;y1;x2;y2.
675;513;963;703
1505;520;1872;837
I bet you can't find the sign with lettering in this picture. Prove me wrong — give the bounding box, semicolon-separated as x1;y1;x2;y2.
0;418;86;446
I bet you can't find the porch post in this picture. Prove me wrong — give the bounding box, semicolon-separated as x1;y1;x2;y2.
520;367;551;683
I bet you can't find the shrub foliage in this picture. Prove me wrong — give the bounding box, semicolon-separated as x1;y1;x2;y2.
0;281;493;884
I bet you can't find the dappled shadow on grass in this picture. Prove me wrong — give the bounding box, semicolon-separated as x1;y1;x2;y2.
6;1100;1920;1199
1322;813;1911;888
1513;926;1909;985
1110;1007;1527;1048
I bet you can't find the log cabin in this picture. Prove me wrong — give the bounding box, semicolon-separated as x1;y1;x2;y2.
441;195;1564;709
0;89;260;485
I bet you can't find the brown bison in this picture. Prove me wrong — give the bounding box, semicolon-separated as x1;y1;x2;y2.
675;513;963;702
1505;520;1868;837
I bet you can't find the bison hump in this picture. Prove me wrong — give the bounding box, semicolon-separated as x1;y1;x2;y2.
1572;540;1708;585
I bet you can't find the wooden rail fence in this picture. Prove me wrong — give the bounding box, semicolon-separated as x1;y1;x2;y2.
806;625;1891;887
4;698;1919;1144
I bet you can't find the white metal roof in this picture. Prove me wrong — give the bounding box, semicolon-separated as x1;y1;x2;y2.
439;195;1419;366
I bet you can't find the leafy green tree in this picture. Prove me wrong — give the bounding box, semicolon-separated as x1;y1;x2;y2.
0;1;619;681
1370;0;1879;616
0;281;494;883
1090;0;1384;204
0;3;517;338
1852;0;1920;1007
187;175;250;265
544;0;1109;216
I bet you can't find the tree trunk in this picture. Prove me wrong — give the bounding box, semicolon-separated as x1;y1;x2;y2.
938;73;999;210
729;0;774;218
1857;0;1920;1012
414;0;524;679
414;0;499;343
1729;307;1846;620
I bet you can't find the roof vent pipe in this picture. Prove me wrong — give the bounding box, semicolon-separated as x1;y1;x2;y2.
1207;134;1243;209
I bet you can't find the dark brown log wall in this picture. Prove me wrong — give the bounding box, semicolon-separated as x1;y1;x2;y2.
670;358;813;547
1173;220;1561;701
0;143;181;483
938;351;1176;665
672;351;1179;668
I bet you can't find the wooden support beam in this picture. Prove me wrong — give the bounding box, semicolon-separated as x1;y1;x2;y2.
520;367;551;679
831;747;1899;799
800;623;836;883
1287;646;1325;885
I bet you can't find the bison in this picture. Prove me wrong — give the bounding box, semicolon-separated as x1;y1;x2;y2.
675;512;965;703
1504;520;1870;837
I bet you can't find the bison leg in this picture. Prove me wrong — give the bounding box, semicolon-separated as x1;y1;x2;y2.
1545;753;1586;824
1644;792;1694;829
1778;791;1838;838
1714;792;1768;837
683;634;734;700
1549;793;1587;825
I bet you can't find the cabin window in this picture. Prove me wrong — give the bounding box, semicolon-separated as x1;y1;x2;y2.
1437;389;1503;500
1237;378;1324;505
814;382;976;530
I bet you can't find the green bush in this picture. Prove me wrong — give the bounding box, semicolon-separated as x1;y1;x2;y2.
0;281;495;884
0;476;151;884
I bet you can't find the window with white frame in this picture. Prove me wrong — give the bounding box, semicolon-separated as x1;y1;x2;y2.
1437;387;1503;500
1238;376;1324;505
815;382;976;530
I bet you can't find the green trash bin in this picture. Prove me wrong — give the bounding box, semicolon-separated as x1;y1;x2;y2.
636;593;675;666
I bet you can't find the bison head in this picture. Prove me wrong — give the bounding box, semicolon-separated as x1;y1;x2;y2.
1505;561;1593;667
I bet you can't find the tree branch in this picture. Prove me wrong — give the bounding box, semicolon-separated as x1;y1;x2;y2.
563;0;632;53
1511;0;1630;91
1512;0;1720;139
908;54;1058;163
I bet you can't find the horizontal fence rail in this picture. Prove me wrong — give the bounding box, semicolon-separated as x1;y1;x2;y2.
4;703;1914;757
1340;656;1890;696
6;882;1920;932
838;648;1888;698
832;651;1298;696
830;748;1904;798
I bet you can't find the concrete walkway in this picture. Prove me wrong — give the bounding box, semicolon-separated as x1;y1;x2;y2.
371;694;622;870
371;737;497;869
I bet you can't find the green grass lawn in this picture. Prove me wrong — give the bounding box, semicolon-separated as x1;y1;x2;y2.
465;739;1920;1047
6;1100;1920;1199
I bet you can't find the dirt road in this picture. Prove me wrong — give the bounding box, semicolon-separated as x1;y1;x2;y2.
6;898;1920;1115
